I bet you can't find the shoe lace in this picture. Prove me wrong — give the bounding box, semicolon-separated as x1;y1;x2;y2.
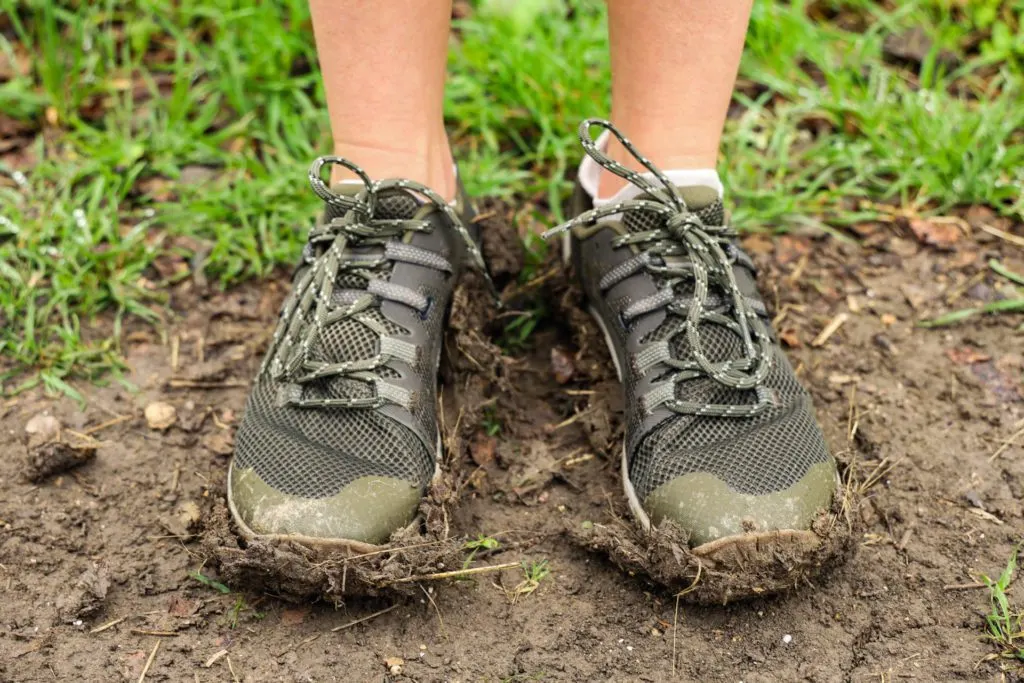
544;119;774;417
264;155;496;410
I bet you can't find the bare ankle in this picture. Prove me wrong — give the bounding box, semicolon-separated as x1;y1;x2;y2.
330;134;455;201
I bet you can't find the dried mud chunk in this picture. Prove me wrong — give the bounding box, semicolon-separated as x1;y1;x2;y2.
23;439;97;483
569;485;859;605
474;199;525;280
144;401;177;430
56;566;110;623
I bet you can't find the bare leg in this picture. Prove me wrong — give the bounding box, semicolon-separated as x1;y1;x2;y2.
600;0;753;197
309;0;455;199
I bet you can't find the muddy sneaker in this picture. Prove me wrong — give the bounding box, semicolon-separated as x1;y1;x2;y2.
228;157;490;550
547;120;836;552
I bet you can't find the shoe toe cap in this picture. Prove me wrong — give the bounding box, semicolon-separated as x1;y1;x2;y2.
227;461;421;546
643;460;837;548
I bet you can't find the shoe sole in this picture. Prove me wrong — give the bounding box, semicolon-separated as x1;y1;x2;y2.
563;232;824;557
226;432;444;556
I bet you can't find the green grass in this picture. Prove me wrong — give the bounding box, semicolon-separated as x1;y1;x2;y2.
506;559;551;603
189;569;230;594
462;533;501;569
1;0;1022;393
920;259;1024;328
979;545;1024;667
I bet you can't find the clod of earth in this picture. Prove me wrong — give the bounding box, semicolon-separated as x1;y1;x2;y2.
144;401;178;430
55;566;110;624
22;414;97;483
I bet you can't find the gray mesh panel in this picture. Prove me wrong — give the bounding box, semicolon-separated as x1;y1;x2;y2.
630;349;830;499
234;381;431;498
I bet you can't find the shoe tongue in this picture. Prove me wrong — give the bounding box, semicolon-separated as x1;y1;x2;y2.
299;185;419;403
628;187;749;402
622;185;725;234
325;183;421;221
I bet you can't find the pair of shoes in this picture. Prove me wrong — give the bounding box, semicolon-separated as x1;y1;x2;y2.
227;120;837;566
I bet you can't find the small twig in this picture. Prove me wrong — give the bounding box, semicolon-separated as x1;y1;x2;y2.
811;312;849;347
386;562;519;585
671;594;681;677
787;251;810;284
420;584;448;641
167;379;247;389
89;616;126;634
471;210;497;223
544;408;593;434
138;640;160;683
330;604;399;632
169;464;181;493
328;538;448;564
989;421;1024;462
274;633;322;657
170;335;180;371
203;649;228;668
227;655;239;683
82;414;132;436
943;582;987;591
896;523;915;551
500;267;561;302
968;507;1004;525
979;223;1024;248
859;457;901;494
130;629;179;637
671;563;704;677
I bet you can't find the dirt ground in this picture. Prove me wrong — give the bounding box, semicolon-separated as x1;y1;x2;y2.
2;205;1023;682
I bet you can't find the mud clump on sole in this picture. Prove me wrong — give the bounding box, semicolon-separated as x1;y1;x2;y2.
201;473;465;603
569;485;859;605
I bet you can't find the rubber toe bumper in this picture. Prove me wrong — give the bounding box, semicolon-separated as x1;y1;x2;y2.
643;461;837;547
227;462;421;546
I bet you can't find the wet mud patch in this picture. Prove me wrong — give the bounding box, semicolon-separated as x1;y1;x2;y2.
3;198;1023;681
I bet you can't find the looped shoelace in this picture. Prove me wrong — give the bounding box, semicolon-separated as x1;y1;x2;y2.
263;156;496;410
544;119;775;417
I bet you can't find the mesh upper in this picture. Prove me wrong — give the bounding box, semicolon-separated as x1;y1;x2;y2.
233;189;451;499
234;381;432;499
593;194;831;499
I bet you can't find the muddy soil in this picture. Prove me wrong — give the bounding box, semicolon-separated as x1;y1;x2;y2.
2;206;1022;682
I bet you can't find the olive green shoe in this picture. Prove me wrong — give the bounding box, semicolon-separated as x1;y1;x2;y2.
228;157;490;549
547;120;836;550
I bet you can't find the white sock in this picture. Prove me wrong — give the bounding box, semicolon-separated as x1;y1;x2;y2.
577;131;723;207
